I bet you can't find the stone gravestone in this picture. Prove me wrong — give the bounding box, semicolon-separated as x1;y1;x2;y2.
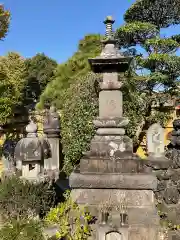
43;105;61;180
147;123;165;159
106;232;122;240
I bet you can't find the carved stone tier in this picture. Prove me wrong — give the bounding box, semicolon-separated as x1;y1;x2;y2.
89;56;131;74
87;135;133;159
93;117;129;128
80;156;151;174
70;172;157;190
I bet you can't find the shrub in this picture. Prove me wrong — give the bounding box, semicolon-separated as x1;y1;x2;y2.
45;190;93;240
60;72;99;175
0;175;56;221
0;219;44;240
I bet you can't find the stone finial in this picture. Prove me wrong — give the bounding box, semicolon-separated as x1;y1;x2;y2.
43;104;60;138
88;17;132;73
26;118;38;137
103;16;115;39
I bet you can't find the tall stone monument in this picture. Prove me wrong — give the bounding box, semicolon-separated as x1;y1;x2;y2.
70;17;161;240
43;105;61;179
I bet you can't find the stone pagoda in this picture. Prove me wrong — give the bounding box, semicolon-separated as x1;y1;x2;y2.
70;17;160;240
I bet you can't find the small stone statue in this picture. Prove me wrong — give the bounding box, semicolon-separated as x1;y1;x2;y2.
147;123;165;159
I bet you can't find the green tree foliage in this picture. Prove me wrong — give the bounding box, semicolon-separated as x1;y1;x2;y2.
0;4;10;40
37;34;102;109
0;52;27;124
124;0;180;29
24;53;57;106
115;0;180;143
60;73;99;174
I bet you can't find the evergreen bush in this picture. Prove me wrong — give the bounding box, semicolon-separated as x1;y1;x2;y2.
0;175;56;221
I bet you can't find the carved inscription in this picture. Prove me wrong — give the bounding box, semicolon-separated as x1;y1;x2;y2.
107;99;116;111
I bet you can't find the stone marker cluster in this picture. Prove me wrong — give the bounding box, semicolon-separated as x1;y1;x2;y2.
2;105;61;181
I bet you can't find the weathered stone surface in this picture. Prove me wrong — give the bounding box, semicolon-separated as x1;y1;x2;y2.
146;159;170;170
127;208;159;225
161;202;180;224
44;138;59;172
163;186;180;204
70;172;157;190
89;135;133;158
80;157;150;174
71;189;156;207
105;232;122;240
99;91;122;118
128;226;159;240
97;226;128;240
169;230;180;240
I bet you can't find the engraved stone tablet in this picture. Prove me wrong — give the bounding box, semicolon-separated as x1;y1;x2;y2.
99;90;122;118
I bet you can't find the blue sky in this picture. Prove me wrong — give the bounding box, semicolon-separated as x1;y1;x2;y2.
1;0;180;64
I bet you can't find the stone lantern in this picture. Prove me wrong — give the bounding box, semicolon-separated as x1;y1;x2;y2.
14;118;51;180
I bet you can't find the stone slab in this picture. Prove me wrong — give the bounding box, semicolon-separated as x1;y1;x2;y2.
96;128;125;135
69;172;157;190
71;189;156;207
80;157;151;174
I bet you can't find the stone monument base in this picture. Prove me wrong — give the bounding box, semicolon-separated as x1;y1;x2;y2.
70;171;160;239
